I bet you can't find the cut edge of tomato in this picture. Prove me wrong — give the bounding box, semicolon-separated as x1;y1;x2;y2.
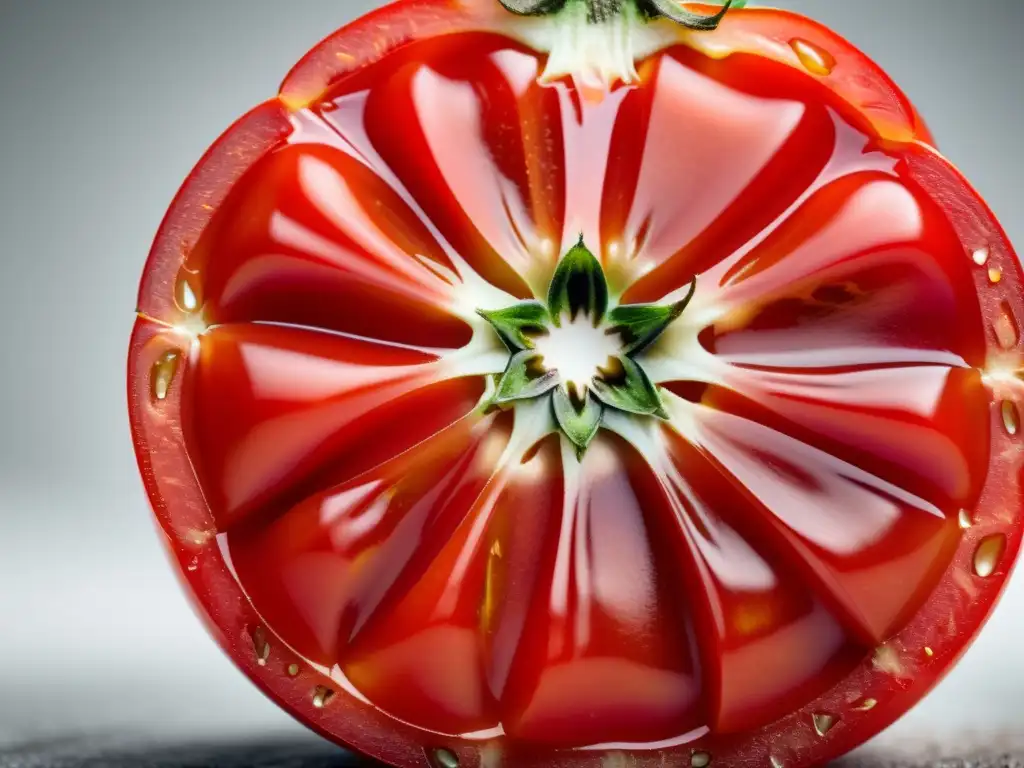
129;138;1024;766
278;0;504;112
277;1;930;149
135;100;293;325
129;2;1023;765
127;314;493;768
679;3;932;145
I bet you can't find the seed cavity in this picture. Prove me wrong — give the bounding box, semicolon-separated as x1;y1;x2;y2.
150;350;181;401
995;303;1019;349
251;627;270;666
312;685;335;709
873;643;907;678
812;713;837;737
175;269;201;313
1001;400;1020;435
790;38;836;76
431;748;460;768
974;535;1007;578
691;751;712;768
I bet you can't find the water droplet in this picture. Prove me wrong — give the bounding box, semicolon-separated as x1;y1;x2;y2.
691;752;711;768
790;38;836;76
974;535;1007;578
994;304;1020;350
855;698;877;712
251;627;270;666
431;748;459;768
959;509;974;530
989;267;1003;284
186;557;198;572
175;269;201;313
312;685;335;708
924;646;934;657
287;663;300;677
150;350;181;401
973;247;990;266
812;713;837;737
1002;400;1019;435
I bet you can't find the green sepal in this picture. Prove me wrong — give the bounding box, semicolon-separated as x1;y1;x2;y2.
494;350;561;404
478;301;550;352
645;0;740;29
591;355;668;418
607;279;697;354
552;386;604;458
547;236;609;327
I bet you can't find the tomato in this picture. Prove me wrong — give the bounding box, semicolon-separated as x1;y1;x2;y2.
127;1;1023;766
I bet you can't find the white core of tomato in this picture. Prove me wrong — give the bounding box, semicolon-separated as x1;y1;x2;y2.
533;315;621;390
508;2;677;90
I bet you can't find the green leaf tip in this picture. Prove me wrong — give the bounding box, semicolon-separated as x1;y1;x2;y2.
494;350;561;404
552;386;604;457
478;301;550;352
547;236;609;327
591;355;667;417
607;278;696;354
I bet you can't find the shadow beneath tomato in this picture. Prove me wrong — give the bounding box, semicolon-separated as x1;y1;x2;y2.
0;735;382;768
3;737;1023;768
833;749;1024;768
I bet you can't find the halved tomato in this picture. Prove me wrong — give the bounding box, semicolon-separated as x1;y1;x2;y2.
128;1;1023;766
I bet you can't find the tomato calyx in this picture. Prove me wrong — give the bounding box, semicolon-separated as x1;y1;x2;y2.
481;237;694;455
498;0;743;30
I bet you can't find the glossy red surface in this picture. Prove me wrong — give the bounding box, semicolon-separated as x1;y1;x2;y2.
129;4;1023;767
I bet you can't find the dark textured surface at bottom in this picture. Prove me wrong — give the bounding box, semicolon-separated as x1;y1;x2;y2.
1;739;1023;768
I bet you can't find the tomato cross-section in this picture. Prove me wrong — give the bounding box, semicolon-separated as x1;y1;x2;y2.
128;2;1023;766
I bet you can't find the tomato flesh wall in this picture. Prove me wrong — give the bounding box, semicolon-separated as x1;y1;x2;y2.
129;4;1022;767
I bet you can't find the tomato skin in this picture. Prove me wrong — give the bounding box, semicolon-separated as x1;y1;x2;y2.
128;2;1024;767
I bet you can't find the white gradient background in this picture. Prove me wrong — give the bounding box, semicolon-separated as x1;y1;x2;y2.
0;0;1022;756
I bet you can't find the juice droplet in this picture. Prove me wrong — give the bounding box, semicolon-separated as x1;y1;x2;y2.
790;39;836;76
812;713;837;737
995;304;1020;349
989;267;1003;284
186;557;198;572
855;698;877;712
175;269;201;313
974;535;1007;578
287;663;300;677
150;351;181;402
432;748;459;768
251;627;271;666
1001;400;1019;435
691;752;712;768
312;685;335;708
972;247;990;266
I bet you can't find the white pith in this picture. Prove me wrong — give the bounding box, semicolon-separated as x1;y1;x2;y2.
533;314;622;390
505;0;677;90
